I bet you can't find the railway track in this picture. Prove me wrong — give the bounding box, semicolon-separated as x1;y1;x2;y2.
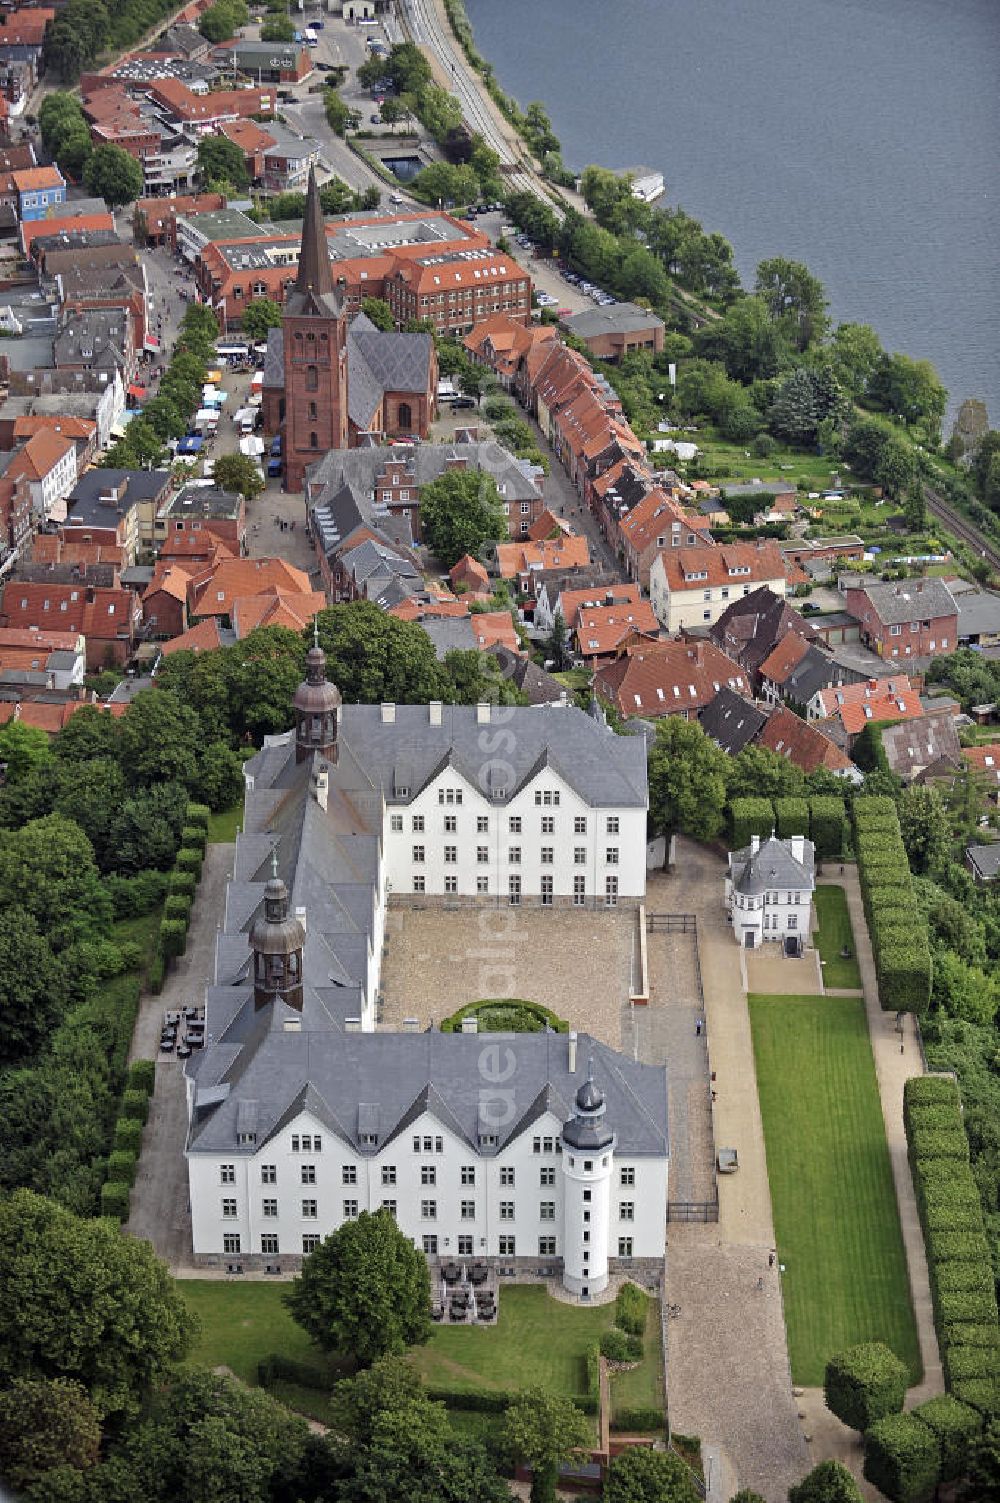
925;485;1000;574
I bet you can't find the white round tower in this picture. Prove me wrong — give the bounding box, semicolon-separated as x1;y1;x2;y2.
560;1061;616;1298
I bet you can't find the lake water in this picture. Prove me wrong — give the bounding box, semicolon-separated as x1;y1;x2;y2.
464;0;1000;425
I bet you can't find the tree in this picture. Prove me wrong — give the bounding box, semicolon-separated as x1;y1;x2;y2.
868;352;947;435
964;1420;1000;1501
241;298;283;342
83;143;143;206
411;160;479;208
441;648;524;707
971;431;1000;512
547;610;571;671
260;13;294;39
0;1189;192;1418
647;717;730;850
142;394;188;442
0;909;69;1067
0;720;52;783
330;1356;424;1443
361;297;396;331
285;1208;431;1365
343;1393;508;1503
102;417;165;470
788;1460;864;1503
768;366;846;447
211;452;265;502
726;745;806;801
231;627;306;740
843;416;917;499
604;1446;700;1503
755;256;829;350
903;482;926;531
380;96;408;132
116;688;203;789
198;0;248;43
419;468;508;568
695;293;789;383
823;1342;908;1433
0;814;111;950
197;135;249;191
107;781;189;874
863;1412;940;1503
196;741;245;812
825;322;885;401
324;87;351;137
896;786;951;877
0;1377;101;1491
504;1388;591;1503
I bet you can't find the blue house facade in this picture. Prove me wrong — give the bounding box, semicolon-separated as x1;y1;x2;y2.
16;170;67;223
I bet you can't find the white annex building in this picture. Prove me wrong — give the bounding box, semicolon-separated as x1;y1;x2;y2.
725;833;815;952
184;642;668;1289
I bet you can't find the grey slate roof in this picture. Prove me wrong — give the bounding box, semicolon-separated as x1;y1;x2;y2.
66;468;169;527
729;834;814;896
966;843;1000;881
852;577;957;626
782;644;859;705
956;590;1000;642
881;714;961;781
347;313;433;429
701;686;768;755
420;615;478;658
53;309;129;370
487;643;566;704
562;302;664;339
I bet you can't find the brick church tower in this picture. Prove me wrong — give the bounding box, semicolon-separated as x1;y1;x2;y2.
282;167;348;491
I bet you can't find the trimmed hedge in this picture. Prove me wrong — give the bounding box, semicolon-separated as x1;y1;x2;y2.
185;802;210;829
600;1328;643;1362
113;1117;142;1153
905;1076;961;1109
439;998;568;1034
100;1181;131;1223
164;893;193;924
149;951;166;995
863;1411;940;1503
943;1346;1000;1384
933;1262;995;1299
107;1149;137;1186
160;918;188;959
925;1229;993;1265
949;1377;1000;1417
615;1281;647;1336
181;824;207;854
120;1088;149;1125
729;797;774;850
175;848;203;879
585;1342;600;1403
937;1291;1000;1326
774;797;809;839
909;1394;981;1485
128;1058;155;1094
940;1323;1000;1350
167;869;197;900
852;799;931;1015
609;1406;664;1434
809;797;846;859
824;1343;907;1433
909;1126;970;1163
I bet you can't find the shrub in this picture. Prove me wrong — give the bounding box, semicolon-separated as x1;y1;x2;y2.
937;1292;999;1325
729;797;774;849
943;1346;1000;1384
113;1117;142;1153
107;1149;137;1186
585;1342;600;1402
904;1076;961;1110
905;1104;967;1134
167;869;197;900
100;1181;131;1222
774;797;809;839
615;1281;647;1336
863;1411;940;1503
175;848;202;879
105;869;169;917
853;796;900;824
910;1394;981;1483
439;998;568;1033
809;797;847;859
933;1262;995;1299
164;894;192;924
909;1127;970;1163
609;1406;663;1433
127;1059;155;1095
185;803;210;829
120;1088;149;1124
181;824;207;853
149;951;166;994
160;918;188;959
824;1342;908;1432
939;1323;1000;1350
257;1353;335;1391
600;1328;642;1362
949;1377;1000;1417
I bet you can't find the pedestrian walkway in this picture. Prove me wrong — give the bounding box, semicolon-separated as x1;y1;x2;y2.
127;843;235;1270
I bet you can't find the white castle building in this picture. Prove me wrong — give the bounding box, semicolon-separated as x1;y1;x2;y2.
184;642;668;1288
726;833;816;953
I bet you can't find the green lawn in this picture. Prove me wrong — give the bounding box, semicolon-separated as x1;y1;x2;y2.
749;994;921;1386
411;1286;611;1396
610;1295;664;1423
179;1280;336;1386
113;910;162;970
207;803;242;844
812;885;863;991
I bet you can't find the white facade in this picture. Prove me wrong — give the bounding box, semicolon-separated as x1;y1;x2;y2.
382;748;645;908
725;833;815;951
188;1097;666;1271
649;552;787;634
29;440;78;522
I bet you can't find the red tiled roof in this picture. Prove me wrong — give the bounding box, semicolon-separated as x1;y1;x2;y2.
654;541;787;593
964;744;1000;786
495;536;590;578
189;557;310;618
574;598;659;657
594;639;748;718
758;706;854;773
158;618;224;656
450;554;489;591
814;675;922;733
758;633;811;686
470;610;520;652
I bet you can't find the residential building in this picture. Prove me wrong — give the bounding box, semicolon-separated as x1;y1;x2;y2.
758;635;859;712
450;553;490;596
700;686;769;757
710;587;818;688
486;643;568;705
154;484;246;557
965;843;1000;885
188;557;314;627
880;714;961;783
618;486;708;590
594;639;749;721
560;303;665;362
0;580;141;669
494;535;591;589
533;568;620;636
12;164;65;221
649;542;787;633
135;193;226;251
463;313;556;395
843;577;957;661
812;676;923;742
574;596;659;668
4;428;78;521
756;705;857;778
261;124;321;192
62;468;171;565
726;834;815;953
0;626;84;688
954;587;1000;649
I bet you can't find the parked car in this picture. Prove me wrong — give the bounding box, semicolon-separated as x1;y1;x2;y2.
452;395;477;409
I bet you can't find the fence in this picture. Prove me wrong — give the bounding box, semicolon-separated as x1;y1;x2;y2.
666;1198;718;1224
647;912;697;934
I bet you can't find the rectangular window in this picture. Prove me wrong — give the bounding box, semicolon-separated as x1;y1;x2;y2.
261;1234;279;1255
262;1198;278;1217
382;1165;396;1186
458;1235;474;1255
544;1137;554;1153
291;1135;300;1152
461;1165;476;1185
420;1199;436;1219
788;914;798;931
223;1234;241;1255
618;1237;633;1257
541;816;554;835
444;874;457;893
301;1165;316;1185
477;876;489;894
538;1236;556;1255
606;848;619;865
541;847;554;865
460;1200;476;1219
499;1235;515;1255
221;1199;237;1218
342;1165;357;1185
422;1234;438;1254
606;816;620;834
500;1201;515;1221
302;1234;322;1256
508;846;521;865
444;815;457;833
413;875;425;893
541;875;554;906
540;1166;555;1186
620;1166;635;1186
390;814;403;832
605;876;619;907
509;875;521;905
302;1200;318;1218
477;845;489;863
381;1200;397;1217
619;1202;635;1221
444;845;457;863
412;815;425;832
220;1164;235;1184
574;875;586;905
508;817;522;834
539;1201;555;1220
262;1165;276;1184
412;845;425;863
533;1137;541;1153
421;1164;437;1186
500;1166;515;1186
574;816;587;834
477;816;489;833
343;1199;358;1218
574;847;586;865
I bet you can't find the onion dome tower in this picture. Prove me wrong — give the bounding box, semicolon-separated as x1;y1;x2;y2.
251;849;305;1012
561;1060;616;1297
294;624;341;764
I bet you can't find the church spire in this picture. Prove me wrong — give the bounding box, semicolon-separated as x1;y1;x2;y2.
294;165;333;300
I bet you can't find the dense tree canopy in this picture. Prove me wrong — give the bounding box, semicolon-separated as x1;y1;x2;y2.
197;135;249;191
0;1377;102;1492
647;717;730;846
604;1445;701;1503
504;1388;591;1503
789;1460;864;1503
211;452;265;502
755;256;829;351
83;143;144;206
241;298;283;342
419;468;508;567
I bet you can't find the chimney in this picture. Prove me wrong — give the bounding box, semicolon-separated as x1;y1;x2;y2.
558;690;568;707
568;1030;578;1073
750;834;761;856
294;905;307;935
790;834;805;864
313;764;329;811
476;702;490;725
461;1015;479;1034
381;702;396;723
429;701;443;726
